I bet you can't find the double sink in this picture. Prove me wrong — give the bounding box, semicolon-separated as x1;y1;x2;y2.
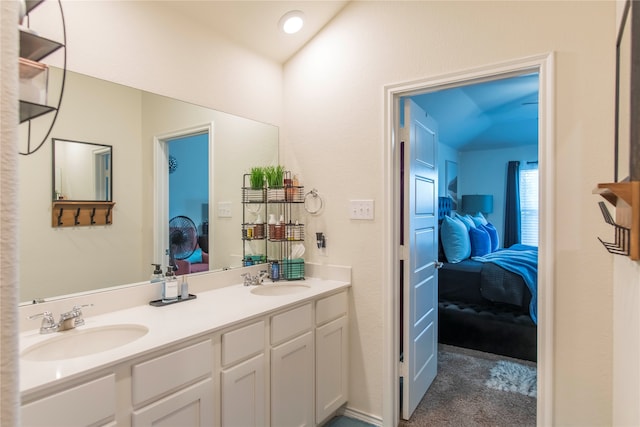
21;283;310;362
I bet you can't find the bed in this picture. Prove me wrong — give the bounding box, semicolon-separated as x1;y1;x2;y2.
437;197;537;362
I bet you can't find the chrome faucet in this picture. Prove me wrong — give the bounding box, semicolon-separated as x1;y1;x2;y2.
28;304;93;334
242;270;269;286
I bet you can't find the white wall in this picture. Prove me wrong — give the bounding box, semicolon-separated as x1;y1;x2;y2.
459;144;538;247
29;0;283;127
284;1;614;424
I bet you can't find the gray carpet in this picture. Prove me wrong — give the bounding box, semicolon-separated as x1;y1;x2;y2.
400;344;537;427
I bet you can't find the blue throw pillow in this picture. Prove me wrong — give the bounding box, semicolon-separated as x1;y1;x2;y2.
471;212;488;227
440;216;471;263
455;213;476;230
186;248;203;263
469;226;491;257
481;223;500;252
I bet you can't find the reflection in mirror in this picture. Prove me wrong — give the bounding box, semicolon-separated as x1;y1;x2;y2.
616;0;632;182
19;67;278;304
52;138;112;201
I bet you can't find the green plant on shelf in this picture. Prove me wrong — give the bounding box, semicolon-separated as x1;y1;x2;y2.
265;165;284;188
249;166;265;189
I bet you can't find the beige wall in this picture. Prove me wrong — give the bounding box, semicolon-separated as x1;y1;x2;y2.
283;1;615;424
19;69;145;302
612;1;640;425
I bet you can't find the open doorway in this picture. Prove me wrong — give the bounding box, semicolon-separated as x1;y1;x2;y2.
153;123;214;273
383;54;555;427
167;133;210;275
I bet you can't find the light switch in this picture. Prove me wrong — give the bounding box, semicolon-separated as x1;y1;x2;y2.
349;200;374;220
218;201;232;218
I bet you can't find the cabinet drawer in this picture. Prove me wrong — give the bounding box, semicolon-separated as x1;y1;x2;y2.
22;374;116;426
132;378;214;427
132;339;212;406
222;320;265;366
316;291;348;326
271;303;312;345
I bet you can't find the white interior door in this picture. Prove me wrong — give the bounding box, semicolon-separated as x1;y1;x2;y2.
400;98;439;419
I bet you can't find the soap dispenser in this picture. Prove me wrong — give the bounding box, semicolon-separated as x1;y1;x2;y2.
162;265;179;303
150;263;164;283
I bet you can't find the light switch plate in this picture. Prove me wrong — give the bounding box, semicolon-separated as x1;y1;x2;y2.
349;200;374;220
218;201;232;218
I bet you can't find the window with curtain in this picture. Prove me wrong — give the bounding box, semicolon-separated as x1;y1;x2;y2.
519;164;539;246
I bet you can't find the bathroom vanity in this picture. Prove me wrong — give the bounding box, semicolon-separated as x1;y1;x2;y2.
19;264;350;426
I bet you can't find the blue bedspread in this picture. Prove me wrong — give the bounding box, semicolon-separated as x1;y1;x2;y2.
472;244;538;324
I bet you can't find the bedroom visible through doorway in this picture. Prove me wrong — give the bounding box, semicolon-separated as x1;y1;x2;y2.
153;123;214;273
384;53;554;427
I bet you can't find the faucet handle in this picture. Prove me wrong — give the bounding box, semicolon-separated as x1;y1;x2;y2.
28;311;58;334
72;303;93;312
70;304;93;327
258;270;268;284
241;272;254;286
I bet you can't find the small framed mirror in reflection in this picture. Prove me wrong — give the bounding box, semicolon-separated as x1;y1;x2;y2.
52;138;113;201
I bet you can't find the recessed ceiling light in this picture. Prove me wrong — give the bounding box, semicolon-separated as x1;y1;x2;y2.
279;10;304;34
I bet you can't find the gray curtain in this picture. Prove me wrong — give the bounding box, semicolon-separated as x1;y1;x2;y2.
504;161;521;248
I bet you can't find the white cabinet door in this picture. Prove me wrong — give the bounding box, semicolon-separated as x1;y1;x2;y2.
271;331;314;427
22;374;116;427
221;353;266;427
316;315;348;424
132;378;213;427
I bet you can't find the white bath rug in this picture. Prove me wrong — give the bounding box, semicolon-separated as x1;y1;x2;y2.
485;360;537;397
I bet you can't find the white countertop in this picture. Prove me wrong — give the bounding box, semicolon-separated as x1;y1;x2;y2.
20;276;350;396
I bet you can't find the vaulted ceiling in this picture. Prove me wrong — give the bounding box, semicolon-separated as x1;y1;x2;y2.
159;1;350;64
412;73;540;152
166;2;539;151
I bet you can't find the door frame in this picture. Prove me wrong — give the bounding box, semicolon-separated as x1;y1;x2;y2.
153;122;214;268
382;53;555;427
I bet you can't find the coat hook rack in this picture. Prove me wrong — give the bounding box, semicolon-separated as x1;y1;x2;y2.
57;208;64;226
593;181;640;260
51;201;115;228
597;201;630;256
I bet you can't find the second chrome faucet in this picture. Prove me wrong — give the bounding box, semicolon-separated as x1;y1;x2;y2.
28;304;93;334
242;270;269;286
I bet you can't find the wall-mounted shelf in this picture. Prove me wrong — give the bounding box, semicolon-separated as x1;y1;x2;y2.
52;201;115;228
19;0;66;154
593;181;640;259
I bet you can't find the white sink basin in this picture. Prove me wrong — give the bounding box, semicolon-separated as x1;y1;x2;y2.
21;324;149;361
250;284;310;296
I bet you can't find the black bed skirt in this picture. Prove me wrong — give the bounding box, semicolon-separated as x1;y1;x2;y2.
438;300;537;362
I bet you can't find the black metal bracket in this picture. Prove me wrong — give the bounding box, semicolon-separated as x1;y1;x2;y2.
597;201;630;256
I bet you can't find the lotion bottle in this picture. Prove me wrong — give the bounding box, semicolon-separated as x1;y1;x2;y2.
162;266;179;303
180;275;189;300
